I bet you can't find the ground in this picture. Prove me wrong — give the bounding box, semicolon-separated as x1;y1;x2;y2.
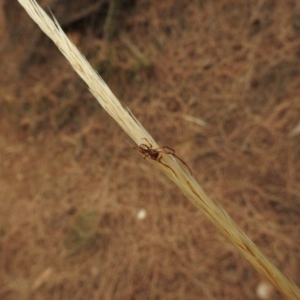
0;0;300;299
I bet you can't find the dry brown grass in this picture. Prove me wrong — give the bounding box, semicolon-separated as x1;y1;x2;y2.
1;0;300;299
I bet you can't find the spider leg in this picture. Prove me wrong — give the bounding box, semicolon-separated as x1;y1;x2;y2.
142;138;152;148
171;154;192;175
159;146;175;155
132;146;140;153
132;146;143;154
157;146;192;174
132;146;148;159
157;156;177;177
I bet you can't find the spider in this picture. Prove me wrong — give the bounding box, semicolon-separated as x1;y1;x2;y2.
133;138;192;176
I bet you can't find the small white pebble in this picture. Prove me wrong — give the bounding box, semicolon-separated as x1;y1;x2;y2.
256;281;274;299
137;209;147;220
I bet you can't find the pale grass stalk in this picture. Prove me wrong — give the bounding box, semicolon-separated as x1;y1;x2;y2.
18;0;300;299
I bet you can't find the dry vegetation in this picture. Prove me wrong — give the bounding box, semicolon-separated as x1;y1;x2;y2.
1;0;300;299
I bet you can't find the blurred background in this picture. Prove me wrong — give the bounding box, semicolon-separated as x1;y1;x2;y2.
0;0;300;299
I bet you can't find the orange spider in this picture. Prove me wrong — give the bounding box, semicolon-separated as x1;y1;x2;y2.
133;138;192;176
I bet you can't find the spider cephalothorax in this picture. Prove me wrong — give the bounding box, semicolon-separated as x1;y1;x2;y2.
133;138;192;176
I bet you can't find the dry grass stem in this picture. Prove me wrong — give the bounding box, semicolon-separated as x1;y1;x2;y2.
18;0;300;299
